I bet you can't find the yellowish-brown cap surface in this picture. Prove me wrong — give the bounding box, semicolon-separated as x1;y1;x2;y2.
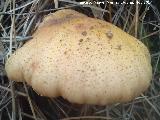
5;9;152;105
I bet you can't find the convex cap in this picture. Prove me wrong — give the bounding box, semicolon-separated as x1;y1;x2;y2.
5;9;152;105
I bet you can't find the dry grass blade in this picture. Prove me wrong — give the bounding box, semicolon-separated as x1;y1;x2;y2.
0;85;27;97
141;94;160;117
61;116;112;120
54;0;59;8
9;0;16;119
59;0;109;13
23;82;37;120
135;0;139;37
10;81;16;120
140;30;160;40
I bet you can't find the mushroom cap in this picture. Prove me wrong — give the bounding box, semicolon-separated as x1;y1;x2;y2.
5;9;152;105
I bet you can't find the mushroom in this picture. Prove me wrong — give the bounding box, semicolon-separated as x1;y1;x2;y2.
5;9;152;105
